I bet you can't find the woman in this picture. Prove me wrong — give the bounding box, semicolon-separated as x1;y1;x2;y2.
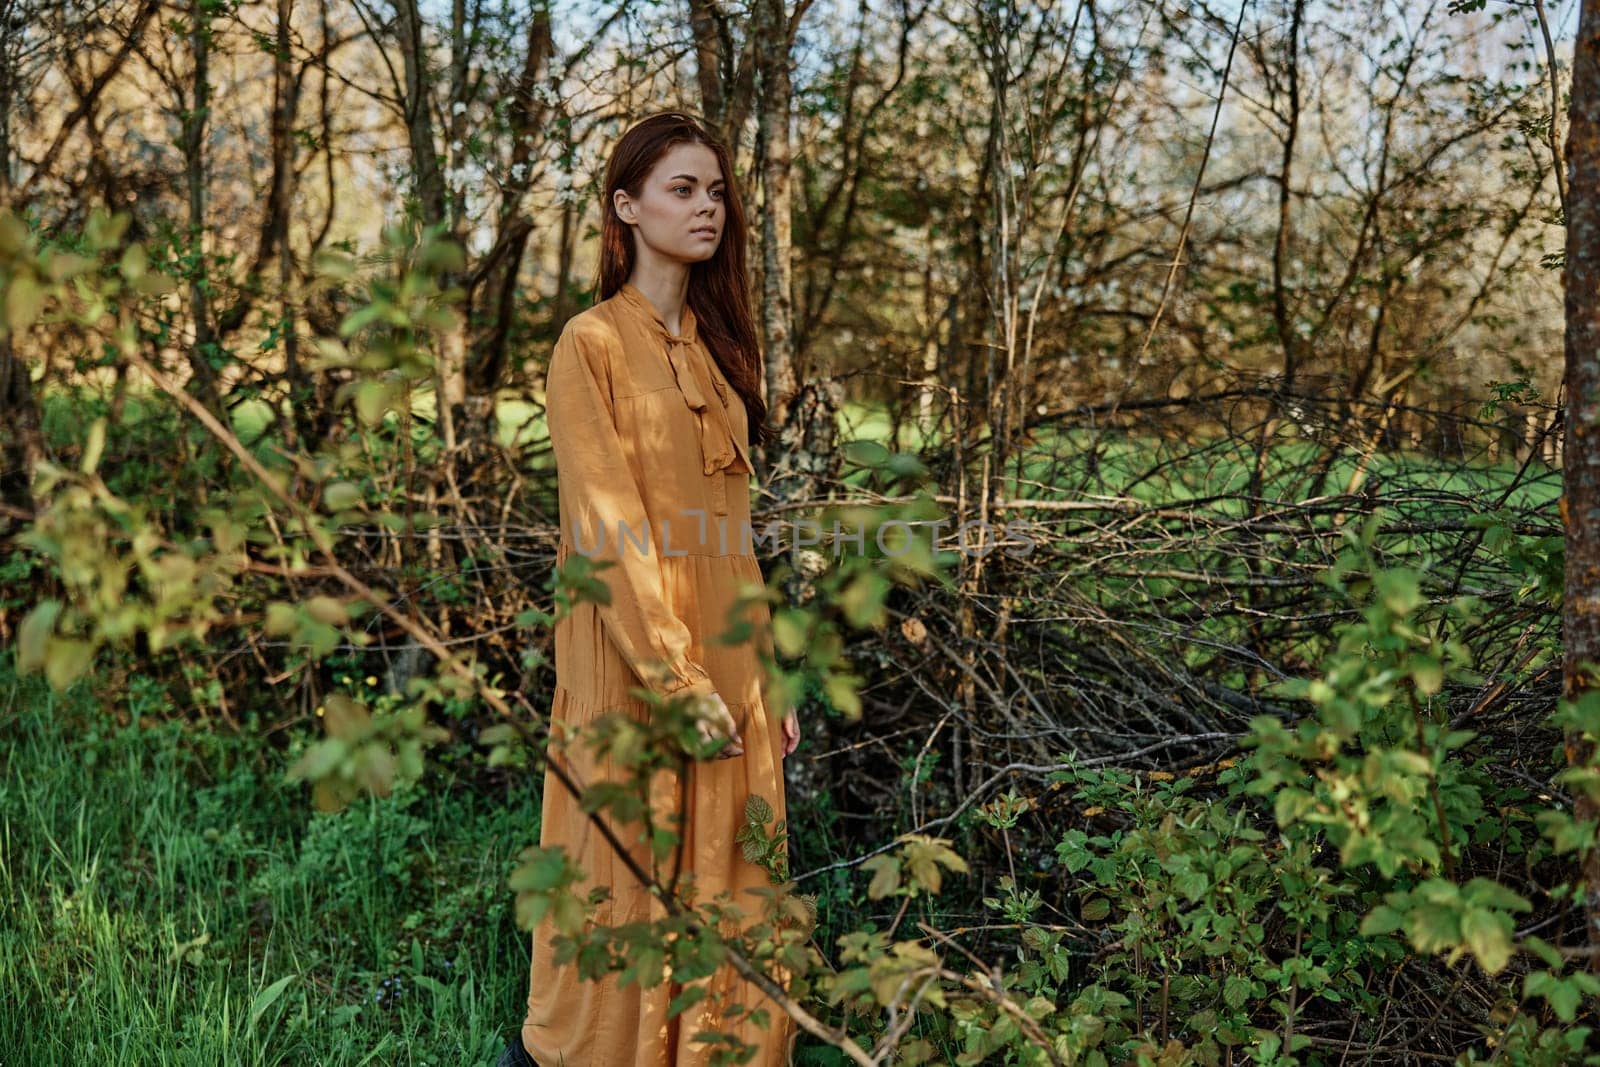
499;111;800;1067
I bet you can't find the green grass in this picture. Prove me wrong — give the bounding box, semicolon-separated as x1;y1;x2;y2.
0;663;540;1065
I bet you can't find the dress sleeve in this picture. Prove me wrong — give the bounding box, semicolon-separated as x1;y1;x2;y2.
546;319;718;703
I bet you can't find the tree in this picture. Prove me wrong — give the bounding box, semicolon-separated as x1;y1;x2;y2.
1562;0;1600;973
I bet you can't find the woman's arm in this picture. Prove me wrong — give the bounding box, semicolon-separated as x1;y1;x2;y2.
546;318;718;703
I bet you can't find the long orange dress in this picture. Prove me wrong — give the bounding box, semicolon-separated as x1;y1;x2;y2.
522;281;796;1066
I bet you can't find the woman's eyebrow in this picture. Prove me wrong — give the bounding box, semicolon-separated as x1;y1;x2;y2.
667;174;726;185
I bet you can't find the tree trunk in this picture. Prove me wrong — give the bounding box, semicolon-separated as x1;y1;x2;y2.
0;2;40;527
393;0;466;449
183;0;221;412
688;0;727;133
394;0;446;227
754;0;834;505
464;6;550;398
1561;0;1600;973
0;333;43;530
273;0;305;447
1270;0;1305;392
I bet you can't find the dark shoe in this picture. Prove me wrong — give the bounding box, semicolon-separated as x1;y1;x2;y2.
496;1034;539;1067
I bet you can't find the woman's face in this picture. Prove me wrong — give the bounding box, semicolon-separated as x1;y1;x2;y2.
615;141;725;263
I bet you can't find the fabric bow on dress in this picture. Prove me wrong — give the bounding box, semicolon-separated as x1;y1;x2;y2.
617;283;753;488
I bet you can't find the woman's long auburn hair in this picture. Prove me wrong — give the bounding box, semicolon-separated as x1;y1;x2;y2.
595;111;775;450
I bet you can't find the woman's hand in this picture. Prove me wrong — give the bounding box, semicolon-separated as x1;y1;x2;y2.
781;709;799;757
691;692;744;759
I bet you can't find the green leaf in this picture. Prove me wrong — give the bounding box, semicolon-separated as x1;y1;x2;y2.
0;210;29;253
1462;878;1531;913
1405;901;1460;954
322;694;370;740
119;243;148;282
6;272;44;333
862;855;900;900
351;742;397;796
313;249;356;282
1274;786;1317;826
17;599;62;673
1054;829;1091;874
1359;905;1404;937
822;673;862;719
838;571;890;627
322;481;364;512
249;974;296;1029
339;302;384;337
353;379;391;427
1081;897;1111;921
508;847;580;894
1521;934;1564;970
668;984;708;1019
744;794;774;826
550;892;586;936
1525;970;1583;1022
1173;870;1208;901
770;609;809;659
80;417;106;475
420;237;466;273
842;440;891;469
45;638;95;692
1554;689;1600;735
1374;568;1423;616
286;739;347;783
1461;908;1513;974
264;602;298;635
83;209;129;249
1410;653;1443;695
1536;810;1599;855
303;596;350;627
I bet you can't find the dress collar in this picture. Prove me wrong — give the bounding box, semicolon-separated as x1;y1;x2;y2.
611;279;751;480
617;281;697;345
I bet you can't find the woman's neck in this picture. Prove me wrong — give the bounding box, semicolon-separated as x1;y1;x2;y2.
625;260;692;334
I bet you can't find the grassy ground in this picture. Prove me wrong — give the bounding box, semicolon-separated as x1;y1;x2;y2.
0;662;541;1066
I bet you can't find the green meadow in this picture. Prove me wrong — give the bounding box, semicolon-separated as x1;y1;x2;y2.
0;663;538;1065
